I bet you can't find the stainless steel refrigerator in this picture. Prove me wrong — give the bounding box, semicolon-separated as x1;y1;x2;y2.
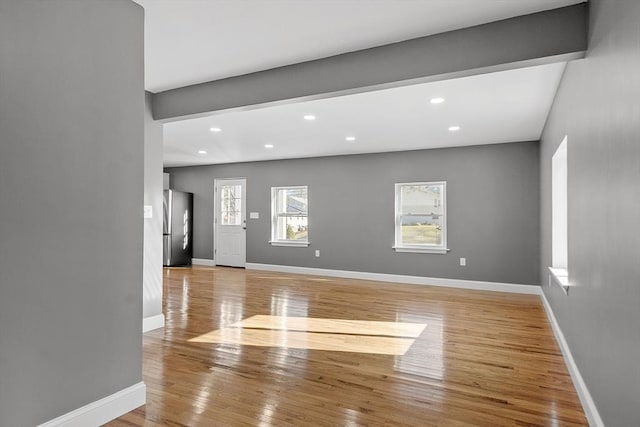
163;190;194;266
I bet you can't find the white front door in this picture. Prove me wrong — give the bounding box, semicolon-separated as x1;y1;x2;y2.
214;178;247;267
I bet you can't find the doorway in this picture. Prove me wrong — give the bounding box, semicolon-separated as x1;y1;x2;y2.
214;178;247;267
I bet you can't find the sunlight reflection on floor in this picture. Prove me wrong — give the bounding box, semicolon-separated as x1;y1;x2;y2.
189;315;427;355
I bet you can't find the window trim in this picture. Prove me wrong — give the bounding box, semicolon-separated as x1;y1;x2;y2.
393;181;449;254
268;240;310;247
270;185;310;247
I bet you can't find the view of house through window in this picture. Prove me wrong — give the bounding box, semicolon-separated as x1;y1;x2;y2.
395;182;447;253
271;186;309;244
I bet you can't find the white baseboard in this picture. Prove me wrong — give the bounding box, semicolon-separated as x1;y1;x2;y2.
540;292;604;427
245;263;541;295
38;382;146;427
192;258;216;266
143;313;165;332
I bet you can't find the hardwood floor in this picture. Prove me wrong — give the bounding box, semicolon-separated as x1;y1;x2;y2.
107;266;587;426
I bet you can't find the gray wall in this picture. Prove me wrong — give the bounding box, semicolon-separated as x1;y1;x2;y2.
539;1;640;426
0;1;144;426
168;142;539;285
144;92;164;320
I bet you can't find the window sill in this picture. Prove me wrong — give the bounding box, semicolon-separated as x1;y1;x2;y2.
269;241;310;247
548;267;570;295
393;246;450;254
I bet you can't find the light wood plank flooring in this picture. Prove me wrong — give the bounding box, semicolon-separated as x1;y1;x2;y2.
107;266;587;426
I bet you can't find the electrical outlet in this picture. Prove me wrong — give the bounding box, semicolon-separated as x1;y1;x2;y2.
460;257;466;266
315;250;320;257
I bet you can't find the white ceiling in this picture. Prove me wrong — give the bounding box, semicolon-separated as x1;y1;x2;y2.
163;62;566;167
134;0;583;93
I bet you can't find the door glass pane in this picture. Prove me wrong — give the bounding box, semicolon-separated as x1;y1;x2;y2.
220;184;242;225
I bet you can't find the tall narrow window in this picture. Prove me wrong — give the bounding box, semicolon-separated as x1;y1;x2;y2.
551;136;569;290
394;182;447;254
270;186;309;247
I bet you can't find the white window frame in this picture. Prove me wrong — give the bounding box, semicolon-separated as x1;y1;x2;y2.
394;181;449;254
549;136;569;293
270;185;310;247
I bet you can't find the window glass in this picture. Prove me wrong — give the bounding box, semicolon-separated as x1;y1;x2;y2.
552;137;568;269
395;182;447;252
272;186;309;243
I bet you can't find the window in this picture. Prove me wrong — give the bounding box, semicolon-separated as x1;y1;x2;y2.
270;186;309;247
394;181;448;254
550;136;569;292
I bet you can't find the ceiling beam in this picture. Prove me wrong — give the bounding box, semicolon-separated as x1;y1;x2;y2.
152;3;587;122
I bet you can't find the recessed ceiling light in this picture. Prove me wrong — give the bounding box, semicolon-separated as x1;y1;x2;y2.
264;144;274;148
303;115;316;121
197;150;207;155
448;126;461;132
430;97;445;104
209;127;221;132
345;136;356;142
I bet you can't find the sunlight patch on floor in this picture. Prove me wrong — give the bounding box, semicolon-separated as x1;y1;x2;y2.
233;315;426;337
189;315;427;355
